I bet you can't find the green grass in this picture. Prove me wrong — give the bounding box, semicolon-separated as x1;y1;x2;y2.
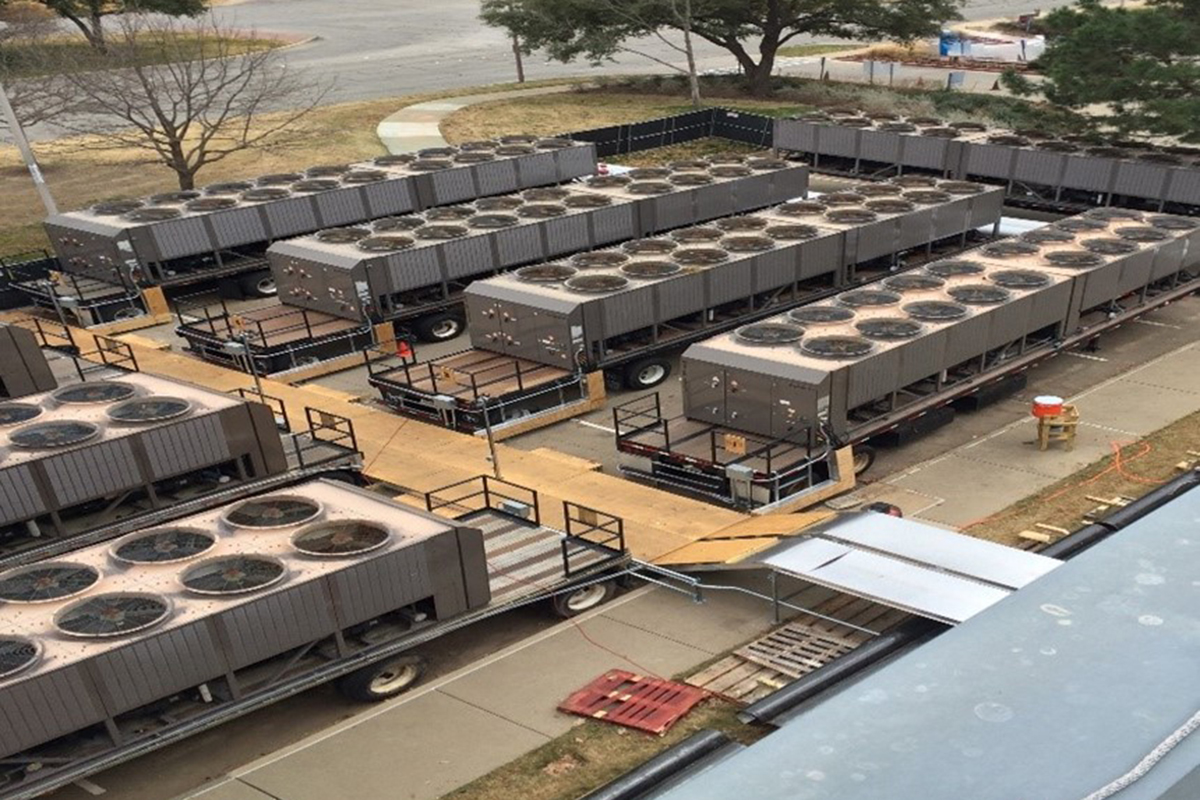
0;33;283;79
777;43;861;58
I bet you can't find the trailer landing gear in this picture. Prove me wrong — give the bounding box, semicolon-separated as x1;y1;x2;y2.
336;654;427;701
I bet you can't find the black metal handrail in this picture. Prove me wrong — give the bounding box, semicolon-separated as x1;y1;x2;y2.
612;393;671;451
83;334;139;373
424;475;541;524
561;500;626;577
303;406;358;454
236;388;291;433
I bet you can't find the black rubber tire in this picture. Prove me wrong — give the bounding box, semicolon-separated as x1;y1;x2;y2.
852;444;876;476
240;270;277;298
412;312;465;343
622;357;672;390
551;579;617;619
336;654;427;702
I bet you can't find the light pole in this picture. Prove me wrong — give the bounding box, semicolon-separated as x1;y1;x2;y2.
222;338;264;399
0;81;57;216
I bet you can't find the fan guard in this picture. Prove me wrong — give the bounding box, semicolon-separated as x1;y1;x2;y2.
0;637;39;679
884;274;945;292
424;207;474;221
838;289;901;308
948;284;1012;305
709;165;752;178
879;122;917;133
854;183;903;196
316;227;371;244
56;593;170;638
13;421;103;450
0;403;43;426
826;208;878;224
716;216;768;231
459;140;498;151
223;496;322;529
454;152;495;163
623;238;677;255
673;248;729;266
907;116;944;126
950;121;988;131
373;216;424;231
1037;140;1078;152
293;521;391;556
722;236;774;252
107;396;192;423
1087;207;1143;221
672;227;723;243
626;181;672;195
1116;226;1170;242
747;157;788;170
982;241;1040;259
563;194;612;208
125;208;182;222
516;264;577;282
572;251;629;269
149;191;201;205
837;117;873;128
821;192;867;206
670;172;713;186
1149;215;1198;230
257;172;302;185
182;556;286;595
517;203;568;218
708;153;746;164
54;382;136;404
187;197;239;212
358;235;415;252
802;336;874;359
776;200;827;217
866;199;915;214
628;167;672;180
113;528;216;564
735;323;805;345
921;127;961;139
93;199;144;215
857;318;923;340
766;224;820;240
1081;238;1139;255
901;189;951;205
343;169;389;183
469;213;520;229
242;187;291;201
1023;228;1076;244
0;563;100;603
890;175;938;187
415;224;469;240
939;181;984;195
903;300;969;321
991;270;1052;289
475;196;524;211
524;187;570;202
418;146;457;158
565;274;630;293
788;306;855;325
1138;152;1181;164
307;164;351;177
926;259;986;278
621;260;681;279
1055;218;1108;233
586;175;630;188
499;134;538;145
409;159;452;171
536;138;574;150
495;144;535;156
373;154;416;166
989;134;1030;146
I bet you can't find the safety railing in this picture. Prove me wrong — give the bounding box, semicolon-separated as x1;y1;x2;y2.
304;406;358;454
424;475;541;525
83;334;140;373
561;501;626;577
373;348;551;402
236;388;291;433
612;392;672;453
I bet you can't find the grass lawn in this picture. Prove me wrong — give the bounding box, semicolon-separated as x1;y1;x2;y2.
776;43;863;58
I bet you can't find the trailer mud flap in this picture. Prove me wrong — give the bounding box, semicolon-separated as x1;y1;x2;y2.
952;372;1028;412
874;405;956;447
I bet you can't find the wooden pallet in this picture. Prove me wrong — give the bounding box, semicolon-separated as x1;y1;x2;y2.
558;670;708;735
735;624;859;679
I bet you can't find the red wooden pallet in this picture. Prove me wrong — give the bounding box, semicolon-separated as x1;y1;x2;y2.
558;669;708;735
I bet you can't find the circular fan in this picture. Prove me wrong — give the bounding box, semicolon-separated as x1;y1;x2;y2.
939;181;984;195
417;146;457;158
866;111;899;121
124;208;181;222
53;382;135;404
498;134;538;145
424;207;474;221
623;239;676;254
187;197;239;212
670;173;713;186
517;203;568;218
982;241;1040;259
866;199;915;214
565;274;630;293
989;134;1030;146
669;159;709;171
826;107;861;117
223;496;322;528
572;251;629;269
454;152;495;163
621;260;681;279
0;403;42;426
293;521;391;556
949;284;1012;305
257;173;303;185
1037;140;1079;152
517;264;578;282
1163;145;1200;156
708;153;746;164
1082;238;1139;255
908;116;944;126
776;200;827;217
836;117;873;128
794;112;831;122
495;144;535;156
672;227;723;243
93;199;144;215
991;270;1052;289
884;274;945;292
316;227;371;244
627;181;672;195
1139;152;1181;164
838;289;901;308
358;235;415;252
343;169;389;183
673;248;729;266
415;224;468;240
950;121;987;131
901;189;951;205
182;556;285;595
243;187;291;201
0;637;39;679
524;187;570;202
891;175;938;188
802;336;874;359
373;154;416;166
857;318;923;340
736;323;805;345
107;397;192;423
921;127;961;139
563;193;611;208
821;192;866;206
1116;226;1170;242
1015;128;1052;139
1087;208;1143;221
766;224;820;240
789;306;855;325
628;167;672;180
1055;217;1108;233
469;214;519;229
1088;147;1128;159
373;216;424;231
1110;139;1146;149
826;208;878;224
1022;228;1076;244
879;122;917;133
854;183;903;197
586;175;631;188
926;259;986;277
409;159;452;171
709;165;752;178
904;300;969;321
0;563;100;602
722;235;774;252
717;216;768;231
459;140;498;151
113;528;216;564
1149;215;1199;230
475;196;524;211
56;593;170;638
149;191;201;205
307;164;351;177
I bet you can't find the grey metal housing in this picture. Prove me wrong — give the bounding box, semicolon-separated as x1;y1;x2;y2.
0;325;55;399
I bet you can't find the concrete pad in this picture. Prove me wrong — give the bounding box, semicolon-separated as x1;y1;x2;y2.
184;780;277;800
1071;381;1200;437
237;691;547;800
834;483;945;517
955;422;1115;480
891;454;1052;527
1120;348;1200;395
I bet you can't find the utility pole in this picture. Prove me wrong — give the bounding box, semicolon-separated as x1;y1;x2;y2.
0;81;57;216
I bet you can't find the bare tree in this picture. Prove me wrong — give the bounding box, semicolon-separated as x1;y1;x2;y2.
52;14;329;189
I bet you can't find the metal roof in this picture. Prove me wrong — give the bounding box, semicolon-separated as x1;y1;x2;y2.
655;485;1200;800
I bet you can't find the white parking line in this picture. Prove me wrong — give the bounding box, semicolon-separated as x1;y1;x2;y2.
1135;319;1182;329
1064;351;1108;362
575;419;616;433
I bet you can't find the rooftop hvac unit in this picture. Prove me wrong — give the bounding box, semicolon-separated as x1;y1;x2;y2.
0;479;489;761
0;325;56;400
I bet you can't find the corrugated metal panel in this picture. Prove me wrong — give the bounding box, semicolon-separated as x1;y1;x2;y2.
474;160;521;196
655;272;706;320
327;545;435;626
148;218;212;261
1012;149;1067;186
963;143;1016;180
384;248;441;293
896;328;948;386
495;225;547;266
542;215;591;255
729;173;770;211
859;131;903;164
1150;237;1187;280
1164;166;1200;205
846;347;901;407
1116;248;1156;294
648;192;697;232
897;208;933;250
1078;261;1124;310
441;236;499;281
966;190;1004;231
555;144;597;181
770;167;810;204
1028;280;1073;332
898;136;949;171
930;199;966;240
753;248;795;292
363;178;417;217
602;285;655;336
215;581;339;669
707;256;754;306
515;153;558;187
1112;162;1168;200
775;119;817;152
943;311;992;365
856;220;900;263
91;623;226;714
141;414;231;479
693;184;736;221
314;188;368;227
818;126;860;159
207;207;268;249
0;464;48;524
428;167;479;206
589;205;639;247
1061;154;1115;192
0;666;107;758
264;198;321;239
799;234;845;280
42;439;140;506
986;294;1034;349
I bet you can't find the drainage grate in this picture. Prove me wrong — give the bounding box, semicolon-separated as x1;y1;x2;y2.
558;670;708;736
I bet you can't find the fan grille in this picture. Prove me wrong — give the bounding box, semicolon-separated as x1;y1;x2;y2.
1116;226;1170;242
0;638;39;679
672;226;723;243
424;207;474;220
802;336;874;359
475;196;524;211
125;208;182;222
921;127;961;139
187;197;239;212
735;323;805;345
1087;208;1143;221
670;173;714;186
776;201;827;217
469;213;519;229
1037;140;1078;152
586;175;630;188
56;594;170;638
495;144;534;156
628;167;672;180
1149;215;1198;230
563;194;611;208
415;224;468;240
565;274;630;293
524;187;570;202
722;235;774;252
307;164;351;176
572;252;629;269
453;152;494;163
182;556;286;595
991;270;1052;289
879;122;917;132
107;397;192;423
673;248;729;266
54;382;136;404
826;208;878;224
291;179;340;193
516;264;577;282
821;192;867;206
950;121;988;132
373;216;424;231
242;187;291;201
891;175;938;187
866;199;916;214
224;496;321;528
884;274;946;292
0;403;42;426
358;235;414;252
940;181;985;195
838;290;901;308
766;224;820;240
93;200;144;215
710;165;752;177
788;306;855;325
9;421;100;449
716;216;768;231
856;318;923;340
293;521;391;556
257;172;302;185
1139;152;1181;164
926;259;986;278
621;260;681;279
1045;250;1105;268
949;284;1012;305
149;191;201;205
1081;238;1139;255
409;159;452;171
627;181;673;195
854;183;903;196
316;227;370;244
343;169;389;183
982;241;1040;259
114;528;216;564
536;138;574;150
373;154;415;166
498;134;538;145
1055;218;1108;233
747;157;788;170
1022;228;1076;244
623;238;676;254
903;300;969;321
517;203;568;218
989;134;1030;146
901;189;951;205
0;563;100;602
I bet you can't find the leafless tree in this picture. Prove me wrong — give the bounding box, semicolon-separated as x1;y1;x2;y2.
51;14;330;189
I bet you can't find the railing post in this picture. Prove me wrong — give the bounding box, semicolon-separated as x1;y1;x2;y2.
482;475;492;511
530;488;541;526
561;500;572;539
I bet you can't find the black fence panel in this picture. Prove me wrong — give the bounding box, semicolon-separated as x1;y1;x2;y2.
711;109;775;147
564;108;776;159
0;252;58;310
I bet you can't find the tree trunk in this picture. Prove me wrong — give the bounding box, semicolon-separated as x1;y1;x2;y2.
511;34;525;83
680;0;701;108
746;40;779;96
88;8;106;54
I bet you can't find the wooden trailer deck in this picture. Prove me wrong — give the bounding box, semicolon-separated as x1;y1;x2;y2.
622;415;818;474
183;303;365;348
384;348;571;401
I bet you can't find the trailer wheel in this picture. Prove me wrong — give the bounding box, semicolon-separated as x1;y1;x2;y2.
240;271;277;298
412;312;464;343
336;654;426;702
111;305;147;322
623;358;672;390
852;445;876;476
551;579;616;618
